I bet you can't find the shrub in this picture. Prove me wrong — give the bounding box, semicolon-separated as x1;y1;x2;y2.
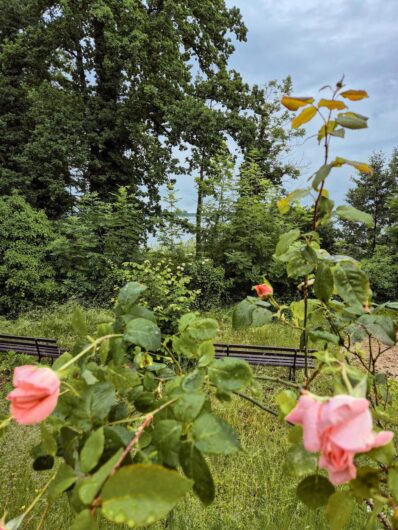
187;257;232;310
49;188;148;302
0;195;58;316
120;258;199;331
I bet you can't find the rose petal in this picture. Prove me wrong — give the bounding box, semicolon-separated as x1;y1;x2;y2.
285;395;322;452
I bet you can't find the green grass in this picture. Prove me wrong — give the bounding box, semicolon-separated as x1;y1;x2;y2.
0;305;368;529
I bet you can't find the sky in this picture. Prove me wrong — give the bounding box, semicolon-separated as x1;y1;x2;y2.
176;0;398;210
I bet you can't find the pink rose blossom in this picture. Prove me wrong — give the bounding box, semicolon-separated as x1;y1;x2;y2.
7;365;60;425
254;283;273;298
286;394;394;485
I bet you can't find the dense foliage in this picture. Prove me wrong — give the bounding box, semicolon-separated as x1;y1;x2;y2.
0;0;296;220
0;195;58;316
2;79;398;530
1;1;398;526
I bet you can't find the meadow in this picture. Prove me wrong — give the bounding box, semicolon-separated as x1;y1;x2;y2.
0;305;368;530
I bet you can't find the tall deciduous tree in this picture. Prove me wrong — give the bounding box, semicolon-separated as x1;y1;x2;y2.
0;0;257;218
341;149;398;258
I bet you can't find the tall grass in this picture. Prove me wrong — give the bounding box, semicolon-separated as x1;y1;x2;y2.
0;305;367;529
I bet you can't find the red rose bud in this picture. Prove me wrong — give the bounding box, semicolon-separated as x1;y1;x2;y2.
254;284;273;298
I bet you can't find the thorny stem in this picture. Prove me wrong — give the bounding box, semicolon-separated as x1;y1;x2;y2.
304;83;341;384
57;334;122;372
255;375;300;389
35;502;50;530
232;390;279;418
109;399;176;476
17;473;56;524
311;82;340;231
303;277;309;379
366;500;392;530
303;363;324;390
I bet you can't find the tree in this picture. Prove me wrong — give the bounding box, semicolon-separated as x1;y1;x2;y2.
0;0;252;218
341;149;398;258
188;77;300;255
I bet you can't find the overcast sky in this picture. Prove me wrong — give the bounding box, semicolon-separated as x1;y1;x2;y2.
176;0;398;210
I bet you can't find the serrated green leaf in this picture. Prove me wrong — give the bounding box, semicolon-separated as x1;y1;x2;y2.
124;318;161;351
122;305;156;323
192;414;240;455
251;306;273;327
186;318;218;341
309;328;340;345
314;262;334;302
297;475;335;509
52;352;73;371
368;440;396;466
198;341;215;367
78;448;123;505
117;282;147;313
329;128;345;138
332;263;370;310
173;393;205;423
335;205;373;228
49;463;77;499
101;464;192;527
208;358;252;393
232;298;255;329
80;428;105;473
153;421;181;450
336;112;368;129
350;467;379;499
312;164;332;190
179;442;215;506
274;229;301;257
326;491;354;530
358;314;396;347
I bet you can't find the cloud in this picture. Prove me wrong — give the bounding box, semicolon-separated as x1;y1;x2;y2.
176;0;398;210
226;0;398;202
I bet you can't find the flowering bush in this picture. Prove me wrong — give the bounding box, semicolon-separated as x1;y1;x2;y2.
233;79;398;528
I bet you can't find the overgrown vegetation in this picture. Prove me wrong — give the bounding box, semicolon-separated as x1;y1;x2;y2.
0;306;366;530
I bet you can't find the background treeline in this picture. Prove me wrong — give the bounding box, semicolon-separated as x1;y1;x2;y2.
0;1;397;323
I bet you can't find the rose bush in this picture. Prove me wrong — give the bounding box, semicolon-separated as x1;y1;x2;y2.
233;79;398;529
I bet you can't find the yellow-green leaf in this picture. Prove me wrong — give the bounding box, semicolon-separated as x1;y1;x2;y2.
277;188;310;214
335;112;368;129
281;96;314;111
277;197;290;214
335;205;374;228
317;121;336;142
340;89;368;101
318;99;347;110
332;157;373;174
291;106;317;129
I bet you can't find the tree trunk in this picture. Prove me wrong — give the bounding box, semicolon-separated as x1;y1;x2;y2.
196;161;205;256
